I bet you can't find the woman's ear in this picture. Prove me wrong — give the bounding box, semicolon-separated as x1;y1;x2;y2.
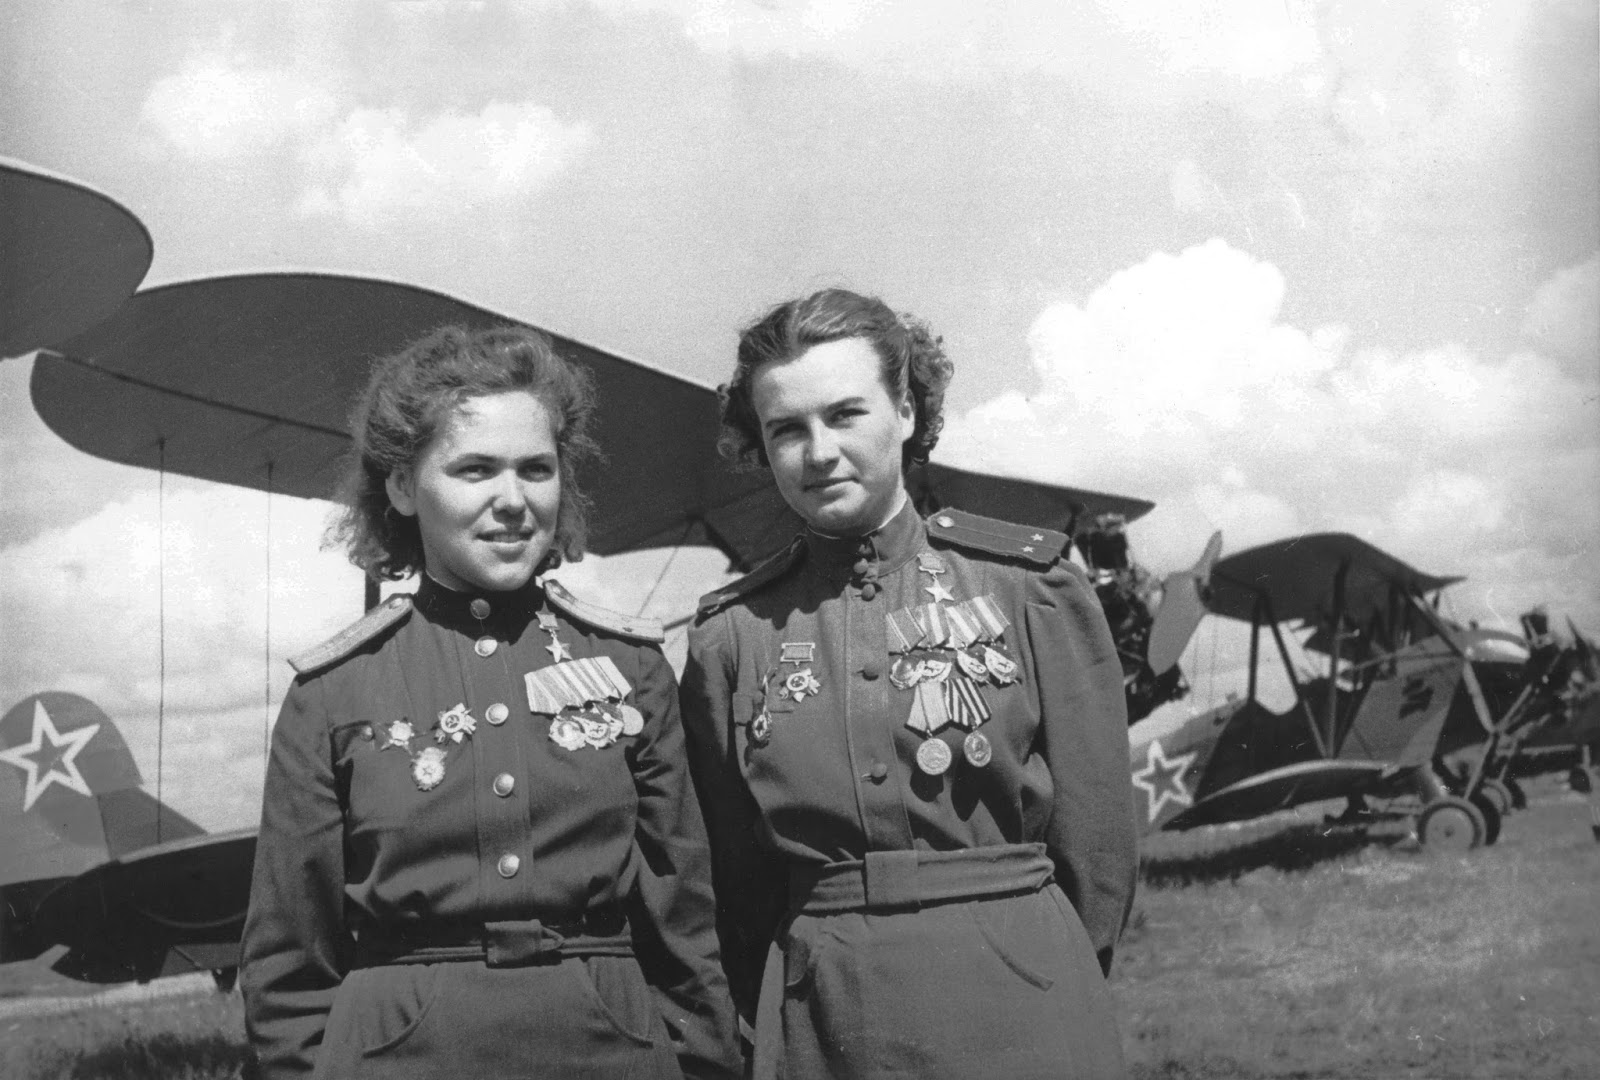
896;391;916;444
385;470;418;517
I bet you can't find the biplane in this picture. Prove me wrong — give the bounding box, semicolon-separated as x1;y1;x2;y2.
3;161;1191;982
1127;532;1597;852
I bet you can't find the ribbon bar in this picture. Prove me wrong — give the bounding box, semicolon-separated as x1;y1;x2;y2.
526;655;632;715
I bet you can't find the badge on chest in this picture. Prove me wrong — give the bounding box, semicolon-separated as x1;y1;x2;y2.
525;654;645;751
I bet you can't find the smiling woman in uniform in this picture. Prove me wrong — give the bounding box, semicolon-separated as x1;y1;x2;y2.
240;325;739;1080
681;289;1137;1079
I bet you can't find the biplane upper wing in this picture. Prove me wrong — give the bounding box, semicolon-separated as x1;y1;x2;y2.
32;271;1155;570
1;158;152;358
31;272;795;569
1207;532;1463;629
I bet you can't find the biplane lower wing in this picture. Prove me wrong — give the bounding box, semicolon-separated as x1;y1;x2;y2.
1164;758;1397;830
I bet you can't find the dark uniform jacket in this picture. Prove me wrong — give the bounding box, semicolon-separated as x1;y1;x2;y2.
681;502;1137;1078
241;575;741;1080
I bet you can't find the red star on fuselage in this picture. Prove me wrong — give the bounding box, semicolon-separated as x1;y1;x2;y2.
0;700;100;811
1131;738;1197;824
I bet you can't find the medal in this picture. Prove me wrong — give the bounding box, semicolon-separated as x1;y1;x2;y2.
433;703;478;744
538;611;573;662
411;746;448;791
982;646;1019;684
548;716;588;751
780;642;816;667
782;668;822;702
379;719;415;752
750;708;773;746
943;675;992;730
916;738;953;775
905;680;952;736
618;704;645;737
954;649;989;682
963;731;993;768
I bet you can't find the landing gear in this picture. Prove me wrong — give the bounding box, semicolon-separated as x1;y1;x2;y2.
1468;793;1502;845
1477;777;1515;819
1417;796;1486;853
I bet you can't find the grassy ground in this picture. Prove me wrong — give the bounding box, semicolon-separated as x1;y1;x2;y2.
1120;776;1600;1079
3;776;1595;1079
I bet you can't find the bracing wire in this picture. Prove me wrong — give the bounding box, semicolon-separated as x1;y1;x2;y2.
265;461;274;762
636;520;696;618
156;437;166;845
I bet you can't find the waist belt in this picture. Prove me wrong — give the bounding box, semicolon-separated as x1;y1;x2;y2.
789;842;1054;914
352;910;632;968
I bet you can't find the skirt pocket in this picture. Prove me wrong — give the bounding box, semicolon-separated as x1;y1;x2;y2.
567;955;657;1047
969;897;1056;991
358;963;447;1058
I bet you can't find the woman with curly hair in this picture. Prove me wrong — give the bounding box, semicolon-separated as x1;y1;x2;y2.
681;288;1135;1078
240;325;740;1080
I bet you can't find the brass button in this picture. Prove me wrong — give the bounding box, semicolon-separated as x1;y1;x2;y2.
474;637;498;658
869;762;889;781
388;595;408;609
497;853;521;878
862;662;881;680
936;514;954;528
470;598;492;619
360;724;374;740
485;703;509;726
493;772;515;797
852;558;871;576
860;582;878;600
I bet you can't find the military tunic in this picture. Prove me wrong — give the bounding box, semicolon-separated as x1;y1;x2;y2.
241;576;741;1080
681;502;1137;1079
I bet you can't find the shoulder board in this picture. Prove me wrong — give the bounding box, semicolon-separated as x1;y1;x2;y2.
696;536;805;618
925;508;1067;567
544;579;664;643
289;594;413;676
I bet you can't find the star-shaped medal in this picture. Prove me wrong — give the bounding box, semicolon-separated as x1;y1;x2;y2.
924;580;955;604
546;638;573;662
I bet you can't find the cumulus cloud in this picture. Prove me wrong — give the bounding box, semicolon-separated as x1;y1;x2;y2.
140;52;336;159
937;239;1600;650
1524;254;1600;371
298;101;593;230
0;488;359;822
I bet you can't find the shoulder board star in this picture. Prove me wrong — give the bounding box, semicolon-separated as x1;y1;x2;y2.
289;594;414;675
544;579;664;643
0;700;101;811
697;536;806;618
925;508;1067;567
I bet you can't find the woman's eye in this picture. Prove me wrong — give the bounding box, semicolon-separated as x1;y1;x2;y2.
522;463;555;480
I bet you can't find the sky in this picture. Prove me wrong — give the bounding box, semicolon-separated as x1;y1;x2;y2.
1;0;1596;830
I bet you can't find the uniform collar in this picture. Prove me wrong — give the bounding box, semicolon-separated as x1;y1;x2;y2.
413;573;543;632
803;498;925;582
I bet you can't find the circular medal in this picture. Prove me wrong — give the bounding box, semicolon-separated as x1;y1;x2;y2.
963;731;993;768
750;710;772;745
915;738;953;775
619;704;645;737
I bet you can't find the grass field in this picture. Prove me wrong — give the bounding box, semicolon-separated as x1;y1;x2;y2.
4;776;1596;1079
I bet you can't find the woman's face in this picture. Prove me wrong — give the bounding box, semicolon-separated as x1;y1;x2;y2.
386;390;561;593
751;336;915;536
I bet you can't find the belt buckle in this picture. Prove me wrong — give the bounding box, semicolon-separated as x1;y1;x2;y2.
484;920;565;967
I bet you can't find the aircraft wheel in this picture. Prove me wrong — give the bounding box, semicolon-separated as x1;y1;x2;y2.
1418;796;1485;853
1469;793;1502;846
1478;778;1515;818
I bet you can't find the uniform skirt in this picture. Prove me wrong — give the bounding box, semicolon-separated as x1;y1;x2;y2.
753;845;1126;1080
310;954;683;1080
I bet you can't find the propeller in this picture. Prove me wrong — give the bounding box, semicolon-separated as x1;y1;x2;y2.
1147;531;1223;676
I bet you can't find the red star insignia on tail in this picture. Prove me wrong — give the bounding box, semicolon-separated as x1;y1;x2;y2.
1132;738;1197;824
0;701;100;811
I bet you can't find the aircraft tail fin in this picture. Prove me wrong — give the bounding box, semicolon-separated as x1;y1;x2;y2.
1148;531;1223;676
0;692;203;887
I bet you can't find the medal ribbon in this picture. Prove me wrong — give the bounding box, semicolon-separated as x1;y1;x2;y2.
525;655;632;715
889;595;1011;653
943;675;992;729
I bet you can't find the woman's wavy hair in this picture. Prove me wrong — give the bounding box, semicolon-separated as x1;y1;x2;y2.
329;325;599;582
718;288;954;471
